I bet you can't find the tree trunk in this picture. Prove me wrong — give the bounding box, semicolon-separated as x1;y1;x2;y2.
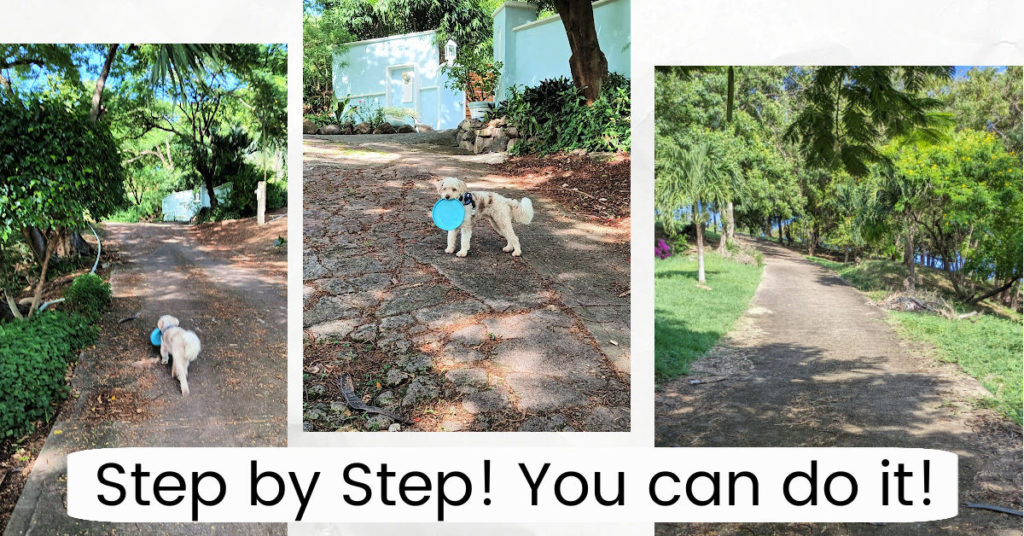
90;44;119;122
968;276;1018;305
807;224;818;257
1010;280;1021;312
726;201;735;241
553;0;608;104
27;232;57;317
21;227;47;263
903;227;917;291
716;201;731;254
696;218;706;284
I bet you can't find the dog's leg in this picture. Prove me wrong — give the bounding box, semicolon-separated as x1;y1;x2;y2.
456;225;472;257
498;220;522;256
445;229;457;254
176;359;190;396
159;344;169;365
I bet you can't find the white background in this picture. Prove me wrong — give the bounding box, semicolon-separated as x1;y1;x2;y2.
3;0;1023;533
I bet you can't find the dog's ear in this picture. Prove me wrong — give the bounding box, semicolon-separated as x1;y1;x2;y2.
436;180;445;194
158;315;179;331
455;179;467;196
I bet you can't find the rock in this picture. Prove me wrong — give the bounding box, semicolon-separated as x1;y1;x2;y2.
306;319;358;340
354;122;373;135
506;138;519;153
373;123;396;135
304;405;325;421
399;353;433;374
380;314;415;331
450;324;487;346
445;368;488;390
302;119;318;134
505;373;587;411
487;117;507;128
519;414;575;432
306;384;327;397
385;368;408;387
379;285;447;316
343;122;355;134
459;118;483;131
415;124;434;133
397;124;415;134
491;132;510;152
506;126;519;138
402;377;439;406
462;389;510;414
335;348;357;362
303;295;359;327
459;141;475;153
365;415;393;430
584;407;628;432
440;418;463;432
320;123;343;135
329;401;351;415
475;127;495;138
351;323;378;342
441;343;484;363
388;423;402;432
473;136;492;154
375;390;398;407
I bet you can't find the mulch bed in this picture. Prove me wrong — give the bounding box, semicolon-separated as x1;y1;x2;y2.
494;152;630;223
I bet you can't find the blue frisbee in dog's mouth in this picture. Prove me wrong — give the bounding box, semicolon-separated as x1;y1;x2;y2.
150;328;162;346
432;198;465;231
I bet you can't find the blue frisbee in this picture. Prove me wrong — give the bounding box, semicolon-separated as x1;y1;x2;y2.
432;198;466;231
150;328;162;346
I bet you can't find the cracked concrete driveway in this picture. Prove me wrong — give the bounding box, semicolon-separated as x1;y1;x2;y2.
302;133;630;432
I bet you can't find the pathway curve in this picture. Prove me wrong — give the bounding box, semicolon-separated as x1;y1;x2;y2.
6;221;287;536
655;237;1022;535
302;134;630;432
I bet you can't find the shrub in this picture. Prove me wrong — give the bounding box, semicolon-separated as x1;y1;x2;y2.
64;273;111;322
0;311;98;439
497;73;631;155
267;179;288;211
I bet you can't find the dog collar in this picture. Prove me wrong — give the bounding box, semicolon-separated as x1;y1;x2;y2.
459;192;475;208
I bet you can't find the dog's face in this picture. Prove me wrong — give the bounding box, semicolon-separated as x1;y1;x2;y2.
437;177;467;200
157;315;180;332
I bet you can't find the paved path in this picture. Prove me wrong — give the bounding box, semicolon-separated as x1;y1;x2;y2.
5;222;287;535
656;238;1022;535
303;134;630;432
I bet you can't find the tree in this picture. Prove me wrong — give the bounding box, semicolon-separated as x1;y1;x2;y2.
786;66;954;177
656;139;739;283
0;100;126;317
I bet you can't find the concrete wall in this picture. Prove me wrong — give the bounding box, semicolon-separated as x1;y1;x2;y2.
493;0;631;101
332;30;466;130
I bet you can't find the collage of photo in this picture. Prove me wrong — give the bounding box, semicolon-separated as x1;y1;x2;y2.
1;1;1022;535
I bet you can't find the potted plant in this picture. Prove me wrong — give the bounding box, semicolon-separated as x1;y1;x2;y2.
443;48;502;120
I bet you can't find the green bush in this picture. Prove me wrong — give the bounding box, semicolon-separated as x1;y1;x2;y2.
267;179;288;211
0;311;98;439
497;73;631;155
64;273;111;322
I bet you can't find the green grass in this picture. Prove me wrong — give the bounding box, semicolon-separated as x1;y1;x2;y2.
655;251;764;380
808;256;1023;424
890;312;1023;424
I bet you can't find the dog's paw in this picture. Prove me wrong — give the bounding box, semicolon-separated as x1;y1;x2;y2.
444;247;455;254
502;245;514;252
512;250;522;257
456;250;469;257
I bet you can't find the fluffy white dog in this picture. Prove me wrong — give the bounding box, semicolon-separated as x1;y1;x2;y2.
437;177;534;257
156;315;202;396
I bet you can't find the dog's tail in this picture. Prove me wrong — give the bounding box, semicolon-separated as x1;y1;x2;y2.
513;197;534;224
182;331;202;362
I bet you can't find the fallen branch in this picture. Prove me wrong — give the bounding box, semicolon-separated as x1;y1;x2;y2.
965;502;1023;517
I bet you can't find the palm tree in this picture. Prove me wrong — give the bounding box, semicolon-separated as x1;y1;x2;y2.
656;140;740;284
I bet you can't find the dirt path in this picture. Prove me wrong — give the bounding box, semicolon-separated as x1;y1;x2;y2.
5;221;287;536
303;134;630;432
655;237;1022;535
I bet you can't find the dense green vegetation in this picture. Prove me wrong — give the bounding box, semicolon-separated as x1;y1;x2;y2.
2;44;287;321
808;256;1023;424
499;74;631;155
655;66;1022;406
655;247;763;379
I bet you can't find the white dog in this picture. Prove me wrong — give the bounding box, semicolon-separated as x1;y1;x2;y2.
437;177;534;257
156;315;202;396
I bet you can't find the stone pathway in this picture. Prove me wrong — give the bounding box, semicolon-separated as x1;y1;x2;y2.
5;222;287;535
302;134;630;432
656;237;1022;535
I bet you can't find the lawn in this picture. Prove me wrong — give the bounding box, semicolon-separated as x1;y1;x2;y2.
808;256;1023;424
655;250;763;380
